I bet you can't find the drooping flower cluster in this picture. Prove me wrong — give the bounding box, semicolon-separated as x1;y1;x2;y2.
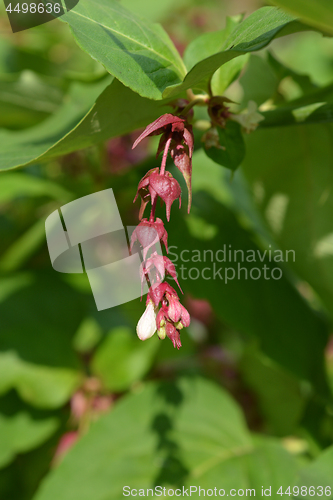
132;112;193;349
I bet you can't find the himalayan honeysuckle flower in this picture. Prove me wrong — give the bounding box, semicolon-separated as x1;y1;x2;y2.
136;300;157;341
133;112;193;349
132;93;263;348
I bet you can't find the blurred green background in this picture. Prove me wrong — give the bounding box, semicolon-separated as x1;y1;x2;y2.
1;0;333;499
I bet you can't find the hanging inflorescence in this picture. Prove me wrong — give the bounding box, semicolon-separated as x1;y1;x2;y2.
131;110;194;349
131;93;264;349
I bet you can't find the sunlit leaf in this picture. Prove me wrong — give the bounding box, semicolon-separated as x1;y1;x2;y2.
0;78;170;171
268;0;333;35
33;378;298;500
57;0;186;100
163;7;307;98
0;412;58;469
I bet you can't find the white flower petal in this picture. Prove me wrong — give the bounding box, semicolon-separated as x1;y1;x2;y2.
136;301;157;341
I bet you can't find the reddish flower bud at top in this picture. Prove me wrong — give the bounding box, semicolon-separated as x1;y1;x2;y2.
132;114;186;148
133;113;194;216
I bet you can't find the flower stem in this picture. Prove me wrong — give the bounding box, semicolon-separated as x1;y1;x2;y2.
182;89;208;117
149;198;157;222
160;135;172;176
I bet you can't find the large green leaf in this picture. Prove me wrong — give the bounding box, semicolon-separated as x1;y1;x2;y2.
56;0;186;100
33;378;298;500
163;7;307;98
0;77;111;171
241;124;333;321
0;78;169;171
204;121;245;171
268;0;333;35
183;16;250;95
0;412;58;469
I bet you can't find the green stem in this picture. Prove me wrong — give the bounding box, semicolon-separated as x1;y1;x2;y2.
182;89;208;116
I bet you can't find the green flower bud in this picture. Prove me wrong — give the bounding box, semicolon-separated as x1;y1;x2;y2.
157;326;166;340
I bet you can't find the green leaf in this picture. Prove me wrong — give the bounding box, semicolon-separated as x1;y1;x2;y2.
261;101;333;127
120;0;190;23
268;0;333;35
33;378;298;500
211;54;249;95
0;175;71;272
0;77;111;171
0;173;71;204
241;124;333;321
0;274;86;368
240;55;279;108
0;352;81;409
0;219;47;273
91;327;159;392
257;79;333;127
163;7;306;98
204;121;245;171
183;16;249;94
0;78;170;171
72;317;103;354
0;412;58;469
57;0;186;100
267;52;318;96
241;347;307;435
183;16;241;71
0;70;66;130
296;446;333;496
